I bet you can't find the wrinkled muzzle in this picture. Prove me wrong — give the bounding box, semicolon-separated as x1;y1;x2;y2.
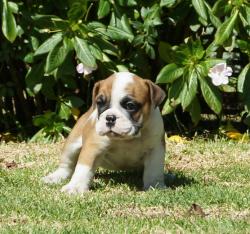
95;108;141;138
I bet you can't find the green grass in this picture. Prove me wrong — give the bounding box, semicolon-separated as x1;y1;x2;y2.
0;139;250;233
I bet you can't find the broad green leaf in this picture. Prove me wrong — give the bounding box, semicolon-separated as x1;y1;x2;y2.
23;52;34;63
45;39;69;73
169;76;185;100
236;39;250;55
87;21;106;30
237;64;250;93
214;9;239;45
90;37;119;56
145;43;155;59
109;13;133;35
162;98;176;115
156;63;184;84
120;14;133;35
25;61;45;96
186;97;201;125
8;2;18;14
239;11;248;27
133;35;144;47
74;36;96;68
209;11;222;28
190;24;200;32
142;4;162;26
117;0;137;6
97;0;110;19
164;76;185;113
106;26;134;41
2;0;17;42
35;32;63;56
31;36;39;50
192;0;208;21
89;44;103;61
116;64;129;72
199;77;222;114
205;42;219;56
160;0;176;8
181;69;198;110
239;6;250;35
204;1;221;28
212;0;232;17
87;21;107;35
191;40;205;60
59;102;71;120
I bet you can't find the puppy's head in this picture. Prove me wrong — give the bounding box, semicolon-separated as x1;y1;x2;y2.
92;72;165;139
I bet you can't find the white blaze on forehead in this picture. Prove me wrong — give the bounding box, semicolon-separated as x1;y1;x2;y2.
111;72;134;106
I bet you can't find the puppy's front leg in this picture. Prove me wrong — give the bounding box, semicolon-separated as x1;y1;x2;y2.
42;135;82;184
42;115;89;184
61;141;101;195
143;144;166;190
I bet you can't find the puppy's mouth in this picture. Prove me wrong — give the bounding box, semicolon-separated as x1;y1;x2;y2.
96;123;142;138
106;130;122;138
106;126;142;139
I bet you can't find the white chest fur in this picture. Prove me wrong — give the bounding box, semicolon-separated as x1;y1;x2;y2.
97;108;164;170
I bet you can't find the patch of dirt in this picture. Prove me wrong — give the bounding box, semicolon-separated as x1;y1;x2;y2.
107;204;250;222
187;203;206;217
107;205;184;219
0;215;29;226
0;160;35;170
206;206;250;221
166;141;250;172
0;141;63;167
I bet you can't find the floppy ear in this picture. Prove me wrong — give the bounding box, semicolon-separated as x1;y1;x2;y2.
91;81;101;108
145;80;166;108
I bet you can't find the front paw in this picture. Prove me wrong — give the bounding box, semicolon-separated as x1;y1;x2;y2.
61;183;89;195
42;168;71;184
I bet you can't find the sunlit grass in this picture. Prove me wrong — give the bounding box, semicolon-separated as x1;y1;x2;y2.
0;139;250;233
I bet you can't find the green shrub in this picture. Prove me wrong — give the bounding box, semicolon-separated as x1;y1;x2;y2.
0;0;249;140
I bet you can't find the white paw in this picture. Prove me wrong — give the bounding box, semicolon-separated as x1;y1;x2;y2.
61;183;88;195
42;168;72;184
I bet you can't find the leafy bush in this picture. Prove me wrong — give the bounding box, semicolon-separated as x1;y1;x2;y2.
0;0;249;140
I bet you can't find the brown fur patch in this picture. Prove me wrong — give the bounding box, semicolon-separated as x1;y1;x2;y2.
92;74;116;107
125;75;152;122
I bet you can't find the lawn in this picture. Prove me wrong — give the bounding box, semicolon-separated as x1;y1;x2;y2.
0;138;250;233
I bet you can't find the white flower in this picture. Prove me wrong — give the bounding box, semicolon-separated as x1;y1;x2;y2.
76;63;97;76
208;62;232;86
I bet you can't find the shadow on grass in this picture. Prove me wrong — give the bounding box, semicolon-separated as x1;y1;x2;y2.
164;172;196;189
93;170;196;191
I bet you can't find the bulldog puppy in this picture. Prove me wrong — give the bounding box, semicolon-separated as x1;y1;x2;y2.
42;72;166;194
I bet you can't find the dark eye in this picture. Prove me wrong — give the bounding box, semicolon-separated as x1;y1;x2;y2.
125;101;136;111
96;96;105;106
121;97;141;112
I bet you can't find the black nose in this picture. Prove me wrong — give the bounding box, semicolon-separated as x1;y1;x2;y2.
106;115;116;127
